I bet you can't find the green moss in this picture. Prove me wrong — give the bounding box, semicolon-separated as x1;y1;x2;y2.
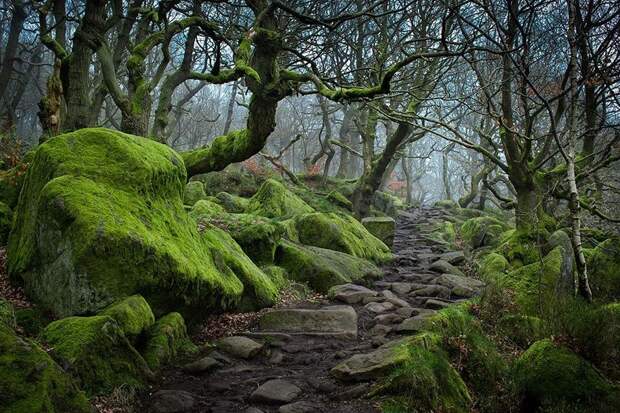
514;339;619;411
100;295;155;339
41;315;152;396
195;166;262;197
0;299;15;328
0;201;11;244
586;238;620;300
326;190;352;210
373;332;472;413
183;180;207;206
260;265;289;290
361;216;395;247
460;216;510;249
274;240;381;293
0;165;26;209
14;307;50;336
215;191;249;213
142;312;197;371
496;229;545;268
293;212;391;263
189;199;226;218
7;128;272;318
246;179;315;219
200;223;278;311
0;324;91;412
373;191;406;217
478;252;509;281
498;314;545;347
434;199;459;210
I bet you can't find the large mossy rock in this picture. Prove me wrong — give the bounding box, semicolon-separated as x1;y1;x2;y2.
586;238;620;300
183;180;207;206
460;216;509;249
293;212;391;263
246;179;314;219
0;201;11;244
0;323;91;413
274;240;381;293
361;216;395;247
41;314;152;396
215;191;249;213
7;128;277;317
143;312;197;371
196;166;262;197
100;295;155;339
373;191;406;217
515;339;619;411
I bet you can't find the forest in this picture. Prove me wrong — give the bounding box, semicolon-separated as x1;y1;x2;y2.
0;0;619;412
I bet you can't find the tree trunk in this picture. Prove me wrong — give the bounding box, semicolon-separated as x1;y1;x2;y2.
223;80;239;135
0;1;26;106
336;106;355;178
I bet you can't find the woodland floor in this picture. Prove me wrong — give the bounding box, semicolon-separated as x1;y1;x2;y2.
138;207;469;413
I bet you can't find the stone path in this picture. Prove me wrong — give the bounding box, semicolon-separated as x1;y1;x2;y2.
144;207;481;413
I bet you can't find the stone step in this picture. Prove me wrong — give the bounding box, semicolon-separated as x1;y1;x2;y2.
258;306;358;339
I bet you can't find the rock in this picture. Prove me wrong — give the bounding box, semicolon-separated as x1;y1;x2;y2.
390;282;413;295
434;273;484;297
396;315;432;332
259;306;357;338
362;296;383;304
150;390;196;413
410;285;451;299
438;251;466;265
250;379;301;404
217;336;264;359
278;401;320;413
188;199;226;219
41;315;152;395
374;313;405;324
331;338;412;381
373;191;406;217
425;299;451;310
0;324;91;412
329;283;377;304
330;383;371;401
7;128;277;318
275;240;381;293
395;307;416;317
361;216;396;247
364;301;395;314
293;212;392;263
99;294;155;339
460;216;509;249
245;408;265;413
246;179;314;219
381;290;411;308
215;191;249;213
143;312;198;371
369;324;392;336
183;356;220;374
429;259;465;276
0;298;15;328
183;181;207;206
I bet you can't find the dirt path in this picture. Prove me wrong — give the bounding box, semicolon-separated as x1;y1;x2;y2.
142;207;474;413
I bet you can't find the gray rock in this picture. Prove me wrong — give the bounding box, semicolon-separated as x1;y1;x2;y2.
395;307;416;317
250;379;301;404
150;390;196;413
374;313;405;324
369;324;392;336
329;283;377;304
331;338;412;381
439;251;466;265
258;306;357;338
410;285;451;299
381;290;411;308
245;408;265;413
390;282;413;295
434;273;484;297
364;301;395;314
361;216;395;246
429;259;465;276
278;401;320;413
425;299;451;310
217;336;264;359
396;315;432;332
183;356;220;374
362;295;383;304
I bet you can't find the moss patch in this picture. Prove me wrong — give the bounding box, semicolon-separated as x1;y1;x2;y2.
100;295;155;339
183;181;207;206
586;238;620;300
215;191;249;213
142;312;197;371
0;201;11;244
460;216;509;249
41;315;152;396
0;324;91;412
246;179;314;219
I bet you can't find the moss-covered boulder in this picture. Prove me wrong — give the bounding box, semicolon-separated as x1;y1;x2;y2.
460;216;509;249
41;315;152;395
0;323;91;412
0;299;15;328
275;240;381;293
371;333;472;413
100;295;155;339
246;179;314;219
326;190;352;210
0;201;11;244
586;238;620;300
498;314;545;347
143;312;197;371
8;128;277;318
189;199;226;218
373;191;406;217
215;191;249;213
200;223;278;310
496;229;547;268
293;212;391;263
196;166;262;197
361;216;395;247
515;339;619;411
183;180;207;206
478;252;509;281
14;307;50;337
434;199;459;210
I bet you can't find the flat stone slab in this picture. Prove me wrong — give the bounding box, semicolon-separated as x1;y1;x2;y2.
278;401;320;413
329;283;377;304
425;299;451;310
381;290;411;308
364;301;395;314
183;356;220;374
330;338;412;381
439;251;466;265
390;282;413;295
410;285;451;299
434;273;484;297
217;336;264;359
250;379;301;404
429;259;465;276
396;313;434;332
258;306;357;338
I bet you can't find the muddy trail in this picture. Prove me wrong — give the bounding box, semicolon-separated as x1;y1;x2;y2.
142;207;478;413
